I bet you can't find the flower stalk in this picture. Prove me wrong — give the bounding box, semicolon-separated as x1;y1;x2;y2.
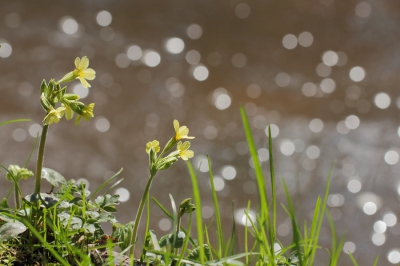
34;124;49;195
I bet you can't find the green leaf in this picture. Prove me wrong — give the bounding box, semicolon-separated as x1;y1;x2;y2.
0;198;9;209
95;194;120;212
159;233;172;248
170;231;185;248
188;244;211;261
0;221;26;243
41;167;67;187
57;212;83;229
25;193;60;207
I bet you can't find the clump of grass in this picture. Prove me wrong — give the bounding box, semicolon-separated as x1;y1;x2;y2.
0;56;376;266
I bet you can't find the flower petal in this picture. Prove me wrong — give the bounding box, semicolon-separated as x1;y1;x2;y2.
79;77;91;88
174;120;179;133
78;56;89;70
74;57;80;68
181;141;191;150
82;68;96;80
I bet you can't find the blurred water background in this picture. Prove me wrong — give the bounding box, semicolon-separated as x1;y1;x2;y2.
1;1;400;264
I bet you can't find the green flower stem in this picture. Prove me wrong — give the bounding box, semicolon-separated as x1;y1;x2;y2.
14;182;20;209
34;124;49;195
130;173;156;258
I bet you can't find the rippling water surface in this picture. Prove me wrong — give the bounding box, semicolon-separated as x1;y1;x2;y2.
1;1;400;264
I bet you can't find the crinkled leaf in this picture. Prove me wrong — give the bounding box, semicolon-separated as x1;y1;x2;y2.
95;194;120;212
169;231;185;248
25;193;59;207
83;223;96;234
159;233;172;248
86;211;100;219
0;213;13;224
288;250;303;264
41;168;66;187
58;212;83;229
0;221;26;243
188;244;211;261
97;213;117;223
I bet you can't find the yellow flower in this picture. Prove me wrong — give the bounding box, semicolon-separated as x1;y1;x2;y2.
174;120;195;141
177;141;194;161
75;103;95;125
43;107;66;125
146;140;160;154
73;56;96;88
63;104;74;121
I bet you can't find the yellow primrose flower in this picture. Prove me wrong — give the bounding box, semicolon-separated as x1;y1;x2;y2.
75;103;95;125
174;119;195;141
73;56;96;88
146;140;161;154
43;107;66;125
63;104;74;121
177;141;194;161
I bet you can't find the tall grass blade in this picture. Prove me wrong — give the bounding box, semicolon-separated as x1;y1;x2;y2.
372;255;379;266
186;160;205;264
21;218;70;266
348;252;359;266
267;125;277;248
308;162;334;265
24;133;39;168
177;212;193;266
90;168;123;200
282;178;304;266
229;201;236;256
207;155;223;259
239;106;268;215
0;118;31;127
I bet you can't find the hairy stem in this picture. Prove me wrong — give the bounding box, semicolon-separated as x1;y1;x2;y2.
34;124;49;195
130;173;156;258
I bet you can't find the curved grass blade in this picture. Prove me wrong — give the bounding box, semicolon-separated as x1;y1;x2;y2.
0;119;31;127
24;133;39;168
90;168;123;200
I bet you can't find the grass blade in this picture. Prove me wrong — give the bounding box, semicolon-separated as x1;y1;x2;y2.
282;178;304;266
90;168;123;200
186;160;205;264
267;125;277;248
229;201;236;256
207;155;223;259
239;106;268;214
0;118;31;127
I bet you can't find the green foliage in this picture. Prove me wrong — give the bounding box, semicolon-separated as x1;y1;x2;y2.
1;55;371;265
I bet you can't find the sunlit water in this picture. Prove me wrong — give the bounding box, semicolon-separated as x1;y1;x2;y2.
1;1;400;264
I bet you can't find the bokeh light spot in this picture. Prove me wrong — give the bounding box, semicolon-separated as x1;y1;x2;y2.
374;92;391;109
96;11;112;27
349;66;366;82
165;37;185;54
235;3;251;19
143;50;161;67
95;117;110;132
348;180;361;193
298;32;313;47
385;150;399;165
282;34;297;49
193;65;209;81
187;24;203;40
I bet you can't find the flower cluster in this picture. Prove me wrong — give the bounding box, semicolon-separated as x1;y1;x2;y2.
145;120;195;175
40;56;96;126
